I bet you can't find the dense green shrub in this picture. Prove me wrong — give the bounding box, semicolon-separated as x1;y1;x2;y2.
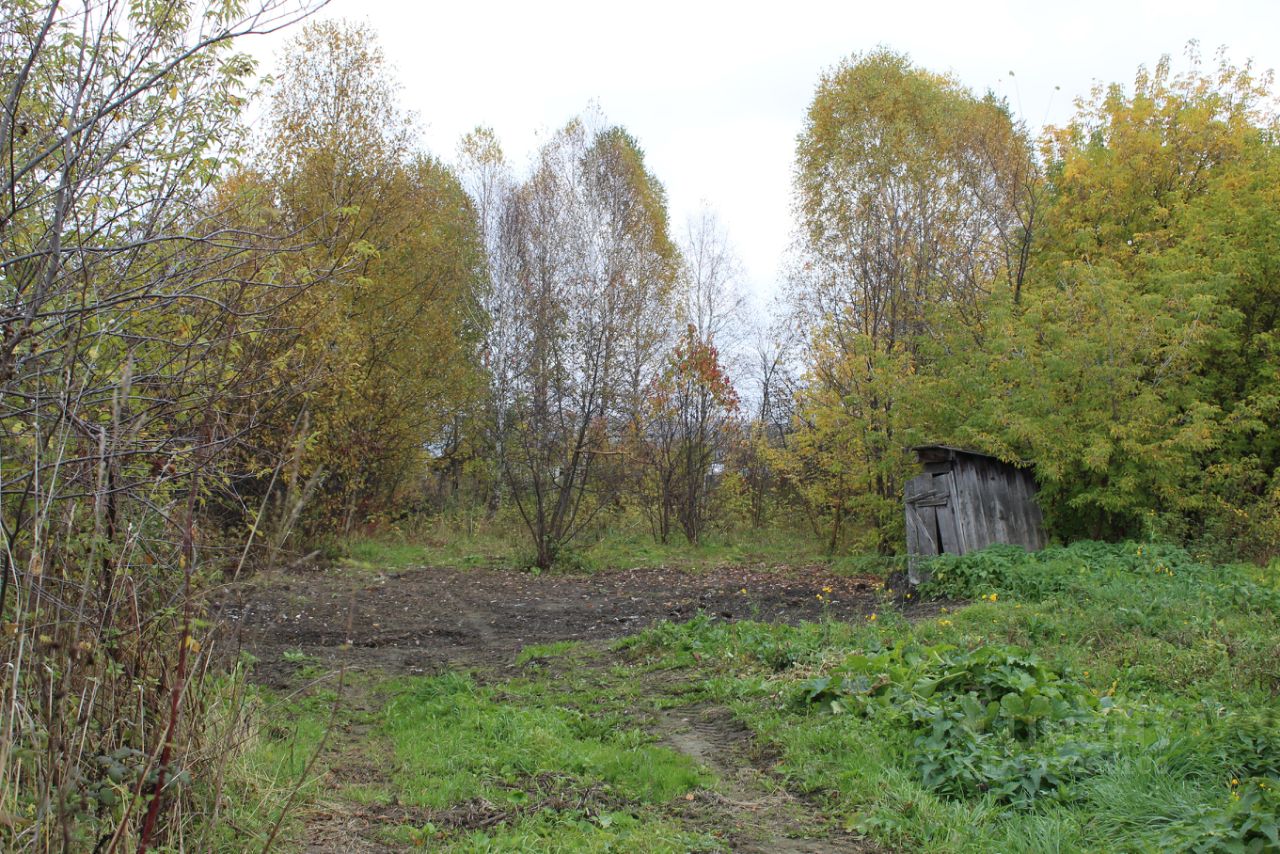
920;541;1280;616
801;642;1106;807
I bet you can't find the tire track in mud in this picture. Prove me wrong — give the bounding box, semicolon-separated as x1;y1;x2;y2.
648;696;877;852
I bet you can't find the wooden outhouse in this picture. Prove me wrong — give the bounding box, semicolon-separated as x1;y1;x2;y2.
904;445;1047;583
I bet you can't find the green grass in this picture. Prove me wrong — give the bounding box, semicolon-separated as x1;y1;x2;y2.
382;809;716;853
219;642;723;850
576;525;835;572
339;513;839;574
341;536;438;570
222;537;1279;850
202;676;334;851
514;640;579;665
378;670;707;809
621;541;1280;852
358;669;718;849
338;512;529;570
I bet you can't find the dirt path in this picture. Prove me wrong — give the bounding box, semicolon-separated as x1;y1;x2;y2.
222;562;892;851
651;701;873;853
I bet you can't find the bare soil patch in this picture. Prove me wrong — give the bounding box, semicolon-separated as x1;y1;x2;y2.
221;561;895;851
217;562;889;682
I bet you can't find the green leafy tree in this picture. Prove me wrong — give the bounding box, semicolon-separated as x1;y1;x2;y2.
923;49;1280;553
785;49;1034;552
0;0;321;848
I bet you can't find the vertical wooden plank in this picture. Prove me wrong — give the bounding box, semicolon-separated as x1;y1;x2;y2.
928;471;963;554
986;461;1009;549
990;463;1015;546
905;502;931;586
904;473;936;585
1002;466;1029;550
1008;468;1032;549
954;460;988;553
1019;469;1049;550
905;471;940;586
904;485;923;559
918;504;939;554
904;473;925;504
936;503;961;554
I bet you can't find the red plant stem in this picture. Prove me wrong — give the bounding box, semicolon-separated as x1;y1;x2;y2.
137;467;197;853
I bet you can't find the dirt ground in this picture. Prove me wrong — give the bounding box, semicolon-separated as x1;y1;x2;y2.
218;562;891;685
221;561;900;852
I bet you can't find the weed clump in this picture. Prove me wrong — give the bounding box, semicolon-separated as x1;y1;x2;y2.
801;642;1106;807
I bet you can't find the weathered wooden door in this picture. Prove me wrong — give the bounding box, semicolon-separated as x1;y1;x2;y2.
904;470;961;583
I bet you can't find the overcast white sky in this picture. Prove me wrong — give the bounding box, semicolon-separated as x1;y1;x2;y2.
247;0;1280;304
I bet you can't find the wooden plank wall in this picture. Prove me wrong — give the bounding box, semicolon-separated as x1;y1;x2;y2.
905;451;1048;579
949;455;1047;553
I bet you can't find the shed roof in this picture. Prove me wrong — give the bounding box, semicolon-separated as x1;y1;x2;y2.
910;445;1030;468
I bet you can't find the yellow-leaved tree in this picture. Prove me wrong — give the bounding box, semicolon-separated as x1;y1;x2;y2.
783;49;1036;553
250;20;486;536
